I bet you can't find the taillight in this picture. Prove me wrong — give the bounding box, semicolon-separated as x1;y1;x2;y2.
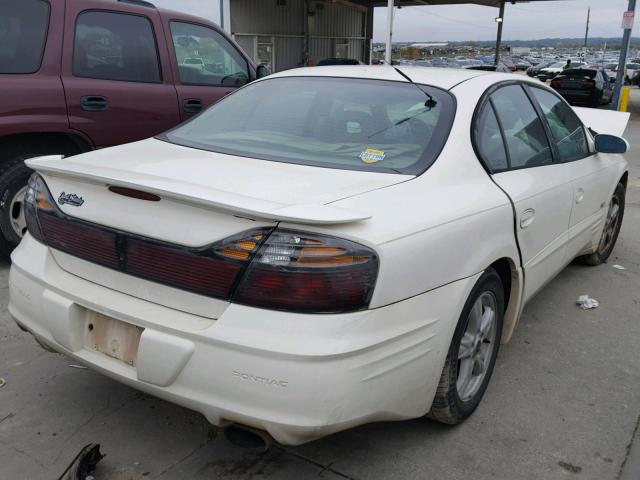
550;79;562;87
582;79;596;89
24;173;54;243
233;230;378;313
25;174;379;313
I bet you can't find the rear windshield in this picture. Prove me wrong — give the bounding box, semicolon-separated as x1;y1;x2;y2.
560;69;596;78
162;77;456;174
0;0;50;74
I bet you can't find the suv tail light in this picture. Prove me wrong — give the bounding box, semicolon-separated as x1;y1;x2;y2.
25;174;379;313
581;79;596;89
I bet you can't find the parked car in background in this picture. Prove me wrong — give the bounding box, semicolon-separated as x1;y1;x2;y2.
317;58;363;66
625;62;640;83
513;58;532;71
183;58;205;70
0;0;268;256
465;63;512;73
550;68;613;107
501;59;517;71
538;61;586;82
408;59;434;68
526;60;554;77
11;66;629;446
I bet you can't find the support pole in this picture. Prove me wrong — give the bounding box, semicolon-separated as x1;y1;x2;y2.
385;0;394;64
613;0;637;109
494;1;505;66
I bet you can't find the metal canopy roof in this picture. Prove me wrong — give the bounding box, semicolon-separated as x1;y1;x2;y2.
352;0;555;7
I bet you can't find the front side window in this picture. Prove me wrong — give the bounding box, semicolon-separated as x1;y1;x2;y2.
490;85;552;169
170;22;249;87
163;77;455;174
529;87;589;162
0;0;50;74
74;11;161;83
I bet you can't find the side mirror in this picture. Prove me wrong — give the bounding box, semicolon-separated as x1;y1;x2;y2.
256;64;271;79
594;134;629;154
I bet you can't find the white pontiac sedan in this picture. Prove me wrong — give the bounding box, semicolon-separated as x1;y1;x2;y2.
10;66;629;446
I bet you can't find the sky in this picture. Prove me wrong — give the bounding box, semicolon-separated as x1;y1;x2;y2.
152;0;638;42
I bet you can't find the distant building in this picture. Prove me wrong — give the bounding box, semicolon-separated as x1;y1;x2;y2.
209;0;373;71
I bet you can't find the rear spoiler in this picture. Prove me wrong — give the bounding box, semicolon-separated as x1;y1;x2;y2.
573;107;630;137
25;156;372;225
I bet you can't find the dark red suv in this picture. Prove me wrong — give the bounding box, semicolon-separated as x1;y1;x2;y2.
0;0;267;255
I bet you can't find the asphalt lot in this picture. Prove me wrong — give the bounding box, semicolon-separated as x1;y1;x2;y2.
1;90;640;480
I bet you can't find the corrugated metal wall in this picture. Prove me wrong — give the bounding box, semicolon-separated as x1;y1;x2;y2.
230;0;367;71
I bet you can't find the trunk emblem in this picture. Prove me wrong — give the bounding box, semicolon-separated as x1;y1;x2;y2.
58;192;85;207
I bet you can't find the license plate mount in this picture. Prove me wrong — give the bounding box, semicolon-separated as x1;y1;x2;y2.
84;312;144;367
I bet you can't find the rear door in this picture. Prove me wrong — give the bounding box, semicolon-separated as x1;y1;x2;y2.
163;19;252;121
0;0;68;136
62;0;180;147
475;83;574;302
527;85;621;261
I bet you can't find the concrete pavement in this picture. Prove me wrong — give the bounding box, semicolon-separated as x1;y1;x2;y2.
1;93;640;480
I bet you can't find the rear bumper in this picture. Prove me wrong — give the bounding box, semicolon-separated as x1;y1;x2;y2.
9;235;477;445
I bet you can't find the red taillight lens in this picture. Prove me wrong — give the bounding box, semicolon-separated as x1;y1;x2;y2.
582;79;596;89
39;212;120;269
234;230;379;313
126;237;250;299
550;79;562;87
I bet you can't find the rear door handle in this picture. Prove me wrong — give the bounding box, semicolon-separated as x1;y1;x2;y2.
183;98;203;113
520;208;536;229
575;188;585;204
80;96;108;112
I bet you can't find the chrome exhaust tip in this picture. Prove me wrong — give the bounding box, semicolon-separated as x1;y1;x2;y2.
222;423;273;453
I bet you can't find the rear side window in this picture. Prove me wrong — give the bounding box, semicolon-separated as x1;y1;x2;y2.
170;22;249;87
528;87;589;162
490;85;552;169
74;11;161;83
475;103;508;172
0;0;50;74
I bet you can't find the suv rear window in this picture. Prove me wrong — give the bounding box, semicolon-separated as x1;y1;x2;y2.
0;0;50;74
162;77;456;174
74;11;161;83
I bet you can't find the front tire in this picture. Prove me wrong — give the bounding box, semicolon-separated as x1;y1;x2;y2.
428;268;505;425
577;182;625;266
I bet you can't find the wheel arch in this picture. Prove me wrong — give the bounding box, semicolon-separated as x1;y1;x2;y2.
0;132;94;160
620;171;628;189
487;256;524;344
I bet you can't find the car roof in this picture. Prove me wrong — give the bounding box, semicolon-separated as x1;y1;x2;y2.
267;65;488;90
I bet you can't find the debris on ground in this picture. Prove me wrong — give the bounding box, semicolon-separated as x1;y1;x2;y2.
612;264;626;270
558;461;582;474
576;295;599;310
0;378;6;387
68;365;88;370
58;443;104;480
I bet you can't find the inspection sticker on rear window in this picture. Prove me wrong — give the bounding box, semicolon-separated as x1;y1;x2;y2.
359;148;386;164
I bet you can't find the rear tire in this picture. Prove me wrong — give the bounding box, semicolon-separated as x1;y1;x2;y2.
428;268;504;425
577;182;625;266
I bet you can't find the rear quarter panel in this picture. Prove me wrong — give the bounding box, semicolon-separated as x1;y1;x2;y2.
280;75;520;309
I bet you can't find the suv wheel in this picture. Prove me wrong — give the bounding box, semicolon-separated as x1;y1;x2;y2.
0;157;36;256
